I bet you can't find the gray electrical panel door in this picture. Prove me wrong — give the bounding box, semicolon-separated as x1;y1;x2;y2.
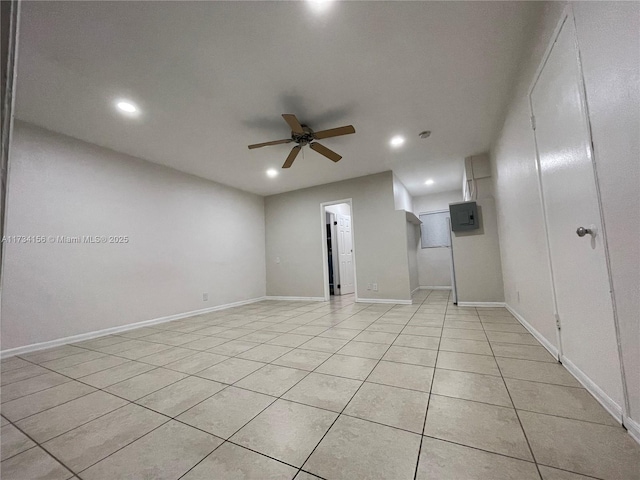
449;201;479;232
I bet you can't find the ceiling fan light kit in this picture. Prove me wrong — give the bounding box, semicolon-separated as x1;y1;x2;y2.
248;114;355;169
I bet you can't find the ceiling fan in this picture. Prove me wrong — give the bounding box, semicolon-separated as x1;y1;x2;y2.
248;114;356;168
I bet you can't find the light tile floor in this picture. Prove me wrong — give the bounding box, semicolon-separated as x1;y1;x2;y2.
2;290;639;479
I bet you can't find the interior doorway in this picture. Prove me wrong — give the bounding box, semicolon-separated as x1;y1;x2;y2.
321;200;356;299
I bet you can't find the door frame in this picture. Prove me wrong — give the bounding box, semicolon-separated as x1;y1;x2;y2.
447;217;457;304
320;198;357;301
528;5;629;421
325;211;340;295
417;209;456;297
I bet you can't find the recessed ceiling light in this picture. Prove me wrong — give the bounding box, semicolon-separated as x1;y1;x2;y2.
115;100;139;115
266;168;278;178
425;179;435;185
307;0;335;13
390;135;405;147
418;131;432;139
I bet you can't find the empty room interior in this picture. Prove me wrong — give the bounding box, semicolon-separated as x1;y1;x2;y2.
1;1;639;479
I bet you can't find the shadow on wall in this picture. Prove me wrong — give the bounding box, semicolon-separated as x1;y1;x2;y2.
450;197;505;303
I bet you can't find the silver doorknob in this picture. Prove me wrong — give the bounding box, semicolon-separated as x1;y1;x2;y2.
576;227;593;237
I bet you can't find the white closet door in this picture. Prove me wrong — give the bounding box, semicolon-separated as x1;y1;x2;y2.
336;214;355;295
531;14;623;414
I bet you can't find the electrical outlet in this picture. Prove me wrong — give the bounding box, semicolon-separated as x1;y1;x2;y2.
367;283;372;290
373;283;378;292
276;257;281;264
203;293;209;302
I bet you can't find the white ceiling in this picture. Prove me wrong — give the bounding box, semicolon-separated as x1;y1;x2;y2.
14;1;539;197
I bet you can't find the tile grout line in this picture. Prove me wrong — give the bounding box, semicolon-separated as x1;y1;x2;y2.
3;387;555;479
61;409;177;476
5;362;185;423
412;288;445;480
248;299;612;480
189;299;617;479
481;309;544;480
11;300;341;363
4;314;320;444
292;294;430;478
5;295;595;479
172;373;308;478
76;319;341;478
0;305;527;399
4;299;363;409
411;298;607;479
174;297;386;480
285;300;398;478
2;299;353;478
0;408;127;478
489;347;614;480
98;298;370;479
8;364;185;437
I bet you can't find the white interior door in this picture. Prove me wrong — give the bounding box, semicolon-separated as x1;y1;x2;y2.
531;14;624;411
336;213;355;295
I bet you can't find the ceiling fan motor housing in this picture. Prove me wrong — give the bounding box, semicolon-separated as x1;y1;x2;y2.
292;125;315;146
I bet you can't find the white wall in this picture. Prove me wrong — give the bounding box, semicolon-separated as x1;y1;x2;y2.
490;2;562;349
393;174;419;296
265;171;411;302
393;174;413;212
392;176;418;296
325;203;351;217
2;122;266;351
463;154;492;201
414;190;462;219
451;179;505;303
413;190;462;288
406;221;419;294
413;185;504;301
491;1;640;431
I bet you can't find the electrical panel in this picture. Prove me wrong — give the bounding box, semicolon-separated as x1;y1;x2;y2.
449;201;479;232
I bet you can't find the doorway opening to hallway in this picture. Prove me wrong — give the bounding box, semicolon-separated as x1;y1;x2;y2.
321;200;357;301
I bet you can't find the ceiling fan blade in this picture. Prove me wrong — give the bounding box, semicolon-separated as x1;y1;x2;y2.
282;146;301;168
248;139;293;149
282;114;304;134
313;125;356;140
310;142;342;163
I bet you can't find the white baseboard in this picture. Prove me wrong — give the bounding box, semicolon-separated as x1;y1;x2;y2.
356;297;412;305
457;301;506;308
504;304;559;360
625;416;640;445
0;296;267;359
411;287;420;295
419;286;451;290
561;356;623;424
505;304;625;428
265;296;326;302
